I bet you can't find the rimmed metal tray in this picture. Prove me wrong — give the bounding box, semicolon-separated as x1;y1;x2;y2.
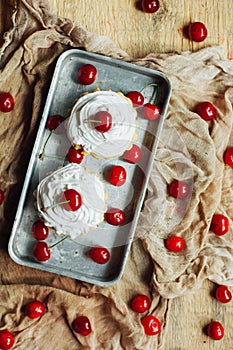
8;49;171;286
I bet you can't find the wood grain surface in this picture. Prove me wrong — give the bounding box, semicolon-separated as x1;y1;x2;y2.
49;1;233;349
51;0;233;58
1;0;232;349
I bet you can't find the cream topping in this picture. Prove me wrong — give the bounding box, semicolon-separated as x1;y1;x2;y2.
36;163;106;239
66;91;137;158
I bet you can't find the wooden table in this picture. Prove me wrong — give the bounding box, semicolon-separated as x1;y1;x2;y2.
51;1;233;349
52;0;233;58
50;1;233;349
0;1;232;349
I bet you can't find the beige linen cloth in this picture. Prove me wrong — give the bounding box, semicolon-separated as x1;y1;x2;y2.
0;0;233;349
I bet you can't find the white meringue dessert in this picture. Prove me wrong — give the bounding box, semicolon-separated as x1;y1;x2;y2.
36;163;106;240
66;90;138;159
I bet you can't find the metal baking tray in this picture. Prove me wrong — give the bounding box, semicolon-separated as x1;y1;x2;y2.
8;49;171;286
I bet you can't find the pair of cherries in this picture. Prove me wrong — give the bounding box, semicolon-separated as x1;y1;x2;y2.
126;89;161;121
140;3;207;43
130;294;161;336
0;301;46;349
206;285;232;340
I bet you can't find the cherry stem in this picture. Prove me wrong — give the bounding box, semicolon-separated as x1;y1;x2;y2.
40;154;64;160
140;83;158;93
49;235;68;249
39;130;54;160
152;88;159;106
140;83;159;105
84;119;102;124
42;199;70;212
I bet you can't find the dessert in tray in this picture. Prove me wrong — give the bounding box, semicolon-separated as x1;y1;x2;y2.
36;163;106;240
8;49;171;286
66;90;138;159
36;88;138;241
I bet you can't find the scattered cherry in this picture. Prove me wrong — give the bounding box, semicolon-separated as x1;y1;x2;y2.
0;93;15;113
33;236;67;262
109;165;127;186
215;285;232;304
32;220;49;240
207;321;224;340
89;246;110;264
168;180;190;199
131;294;151;313
77;64;97;85
61;189;82;211
25;300;46;319
105;208;125;226
141;315;161;336
224;147;233;167
142;0;160;13
46;114;65;132
67;146;84;164
165;236;185;252
123;144;142;164
0;330;14;350
0;189;4;205
196;102;217;121
210;214;229;236
125;91;144;107
72;316;92;336
33;241;51;262
188;22;208;42
92;111;112;132
142;103;161;120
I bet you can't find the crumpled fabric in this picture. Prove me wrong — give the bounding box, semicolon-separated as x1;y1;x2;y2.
0;0;233;349
133;49;233;298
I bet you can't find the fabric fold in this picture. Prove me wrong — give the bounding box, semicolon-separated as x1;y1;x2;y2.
0;0;233;348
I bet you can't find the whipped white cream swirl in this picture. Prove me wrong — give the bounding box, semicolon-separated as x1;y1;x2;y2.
66;91;137;158
36;163;106;240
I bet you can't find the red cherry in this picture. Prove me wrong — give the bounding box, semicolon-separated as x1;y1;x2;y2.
72;316;92;336
188;22;208;42
165;236;185;252
0;330;14;350
196;102;217;121
92;111;112;133
105;208;125;226
0;93;15;113
25;300;46;319
207;321;224;340
32;220;49;240
210;214;229;236
61;189;82;211
0;189;4;205
215;285;232;304
224;147;233;167
89;246;110;264
142;103;161;121
109;165;126;186
33;241;51;262
125;91;144;107
168;180;189;199
67;146;84;164
131;294;151;313
123;144;142;164
141;315;161;336
77;64;97;85
46;114;65;132
142;0;160;13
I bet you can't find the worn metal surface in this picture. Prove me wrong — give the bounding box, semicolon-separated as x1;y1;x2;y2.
8;49;171;286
